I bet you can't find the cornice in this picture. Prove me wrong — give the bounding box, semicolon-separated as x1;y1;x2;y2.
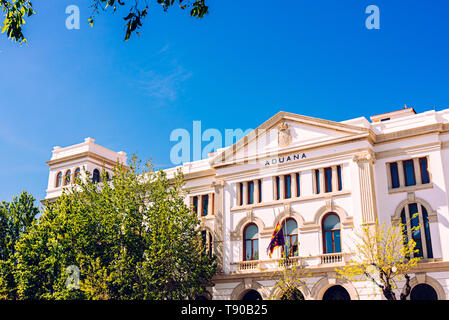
46;151;124;168
212;133;373;169
230;190;351;212
375;141;442;160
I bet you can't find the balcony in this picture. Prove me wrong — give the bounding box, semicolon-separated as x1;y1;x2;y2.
230;253;351;274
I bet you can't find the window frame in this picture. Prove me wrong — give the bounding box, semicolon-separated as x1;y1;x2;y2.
283;218;298;257
400;202;433;259
92;169;101;184
243;223;259;261
402;159;416;187
322;213;342;254
55;171;62;188
64;170;71;186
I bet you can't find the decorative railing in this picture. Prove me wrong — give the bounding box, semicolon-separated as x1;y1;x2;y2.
238;260;260;271
320;252;344;264
231;253;351;273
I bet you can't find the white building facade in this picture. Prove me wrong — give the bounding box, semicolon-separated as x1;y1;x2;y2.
44;107;449;300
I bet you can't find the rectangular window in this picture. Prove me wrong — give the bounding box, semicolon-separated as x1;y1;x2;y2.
390;162;400;188
337;166;342;191
315;169;320;194
276;176;280;200
193;196;198;215
296;173;300;197
419;157;430;184
258;179;262;203
285;175;292;199
248;181;254;204
239;183;243;206
324;167;332;193
202;195;209;216
403;160;416;186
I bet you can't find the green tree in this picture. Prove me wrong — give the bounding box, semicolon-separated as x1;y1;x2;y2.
0;191;39;299
1;0;208;43
13;157;216;299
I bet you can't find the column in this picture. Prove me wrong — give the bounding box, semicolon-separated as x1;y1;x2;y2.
291;173;297;198
198;195;203;218
273;177;278;200
332;166;338;192
243;181;248;205
279;175;285;200
254;180;260;204
213;180;225;273
397;161;405;188
353;152;378;225
208;193;213;216
413;158;422;185
319;168;325;194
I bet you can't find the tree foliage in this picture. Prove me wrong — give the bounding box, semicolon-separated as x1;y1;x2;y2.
11;157;216;299
336;219;421;300
0;0;34;44
1;0;208;43
0;191;39;299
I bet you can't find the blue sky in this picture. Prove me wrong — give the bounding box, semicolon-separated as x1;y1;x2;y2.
1;0;449;205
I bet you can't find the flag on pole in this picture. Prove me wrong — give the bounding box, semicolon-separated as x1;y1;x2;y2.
267;221;285;258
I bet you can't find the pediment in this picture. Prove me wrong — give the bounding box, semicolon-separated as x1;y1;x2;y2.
210;111;371;167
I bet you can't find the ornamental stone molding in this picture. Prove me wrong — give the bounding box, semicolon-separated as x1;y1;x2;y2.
277;122;292;147
352;150;376;165
230;280;270;300
311;201;353;229
231;214;269;241
271;206;305;231
391;196;438;224
269;282;311;300
310;276;359;300
406;274;446;300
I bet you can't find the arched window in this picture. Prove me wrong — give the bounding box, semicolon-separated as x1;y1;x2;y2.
283;218;298;257
64;170;71;185
201;230;213;257
244;224;259;261
92;169;100;184
74;168;81;180
322;213;341;254
55;172;62;187
400;202;433;258
105;171;110;181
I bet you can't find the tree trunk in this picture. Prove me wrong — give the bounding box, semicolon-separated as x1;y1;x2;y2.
400;274;411;300
382;285;397;300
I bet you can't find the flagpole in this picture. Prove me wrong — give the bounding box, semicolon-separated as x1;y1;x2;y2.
282;220;288;263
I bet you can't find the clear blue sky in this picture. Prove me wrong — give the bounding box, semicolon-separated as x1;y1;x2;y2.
1;0;449;205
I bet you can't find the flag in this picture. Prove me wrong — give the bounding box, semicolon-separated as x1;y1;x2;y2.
267;221;285;258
